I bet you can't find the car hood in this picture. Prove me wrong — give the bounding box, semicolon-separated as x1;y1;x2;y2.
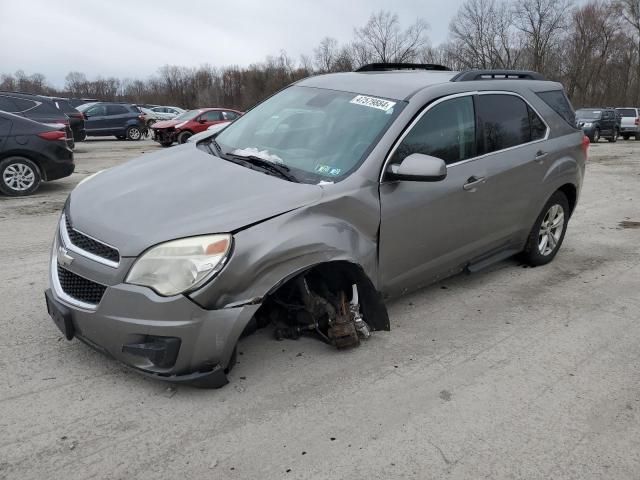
67;145;324;256
152;119;181;129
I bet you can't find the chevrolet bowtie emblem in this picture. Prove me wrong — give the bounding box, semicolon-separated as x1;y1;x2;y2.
58;246;74;267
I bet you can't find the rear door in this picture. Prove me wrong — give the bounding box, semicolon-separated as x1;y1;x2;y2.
472;92;550;246
197;110;224;132
105;104;131;133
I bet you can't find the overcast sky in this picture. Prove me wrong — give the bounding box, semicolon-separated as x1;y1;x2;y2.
0;0;465;88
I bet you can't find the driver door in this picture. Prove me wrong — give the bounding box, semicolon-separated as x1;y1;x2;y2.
378;95;493;297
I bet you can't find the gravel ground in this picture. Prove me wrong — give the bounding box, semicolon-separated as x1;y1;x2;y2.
1;137;639;480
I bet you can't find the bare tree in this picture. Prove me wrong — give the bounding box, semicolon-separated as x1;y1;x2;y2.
314;37;339;72
618;0;640;102
449;0;522;69
513;0;573;73
353;11;429;65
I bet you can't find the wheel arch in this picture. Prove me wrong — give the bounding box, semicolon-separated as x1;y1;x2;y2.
557;183;577;217
0;151;45;180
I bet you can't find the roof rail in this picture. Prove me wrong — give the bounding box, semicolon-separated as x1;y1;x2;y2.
450;70;545;82
356;63;451;72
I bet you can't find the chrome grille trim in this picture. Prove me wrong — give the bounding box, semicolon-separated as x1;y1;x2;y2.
60;214;120;268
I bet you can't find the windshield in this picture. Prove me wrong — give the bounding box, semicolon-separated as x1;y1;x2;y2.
214;86;402;183
174;109;202;121
576;109;602;120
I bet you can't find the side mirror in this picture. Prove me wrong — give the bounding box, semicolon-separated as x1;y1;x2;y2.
386;153;447;182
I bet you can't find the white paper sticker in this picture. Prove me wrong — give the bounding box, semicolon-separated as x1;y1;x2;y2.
350;95;396;111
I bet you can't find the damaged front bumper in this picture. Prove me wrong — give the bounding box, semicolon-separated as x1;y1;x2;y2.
46;234;260;388
152;127;177;144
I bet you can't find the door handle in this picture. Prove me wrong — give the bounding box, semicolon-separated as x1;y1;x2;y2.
535;150;548;162
463;176;486;191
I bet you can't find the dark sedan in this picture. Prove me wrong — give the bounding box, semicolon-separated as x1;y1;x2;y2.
0;91;75;149
0;111;74;196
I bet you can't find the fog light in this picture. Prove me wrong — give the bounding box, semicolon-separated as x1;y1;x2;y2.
122;336;181;368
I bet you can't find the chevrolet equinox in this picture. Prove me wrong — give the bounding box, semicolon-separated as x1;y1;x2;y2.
45;64;587;388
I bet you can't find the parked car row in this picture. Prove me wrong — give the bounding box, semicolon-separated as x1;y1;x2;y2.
151;108;242;146
575;106;640;142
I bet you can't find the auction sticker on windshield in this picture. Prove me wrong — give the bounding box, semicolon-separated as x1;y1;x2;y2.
350;95;396;112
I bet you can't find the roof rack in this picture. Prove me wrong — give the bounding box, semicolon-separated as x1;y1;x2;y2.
450;70;545;82
356;63;451;72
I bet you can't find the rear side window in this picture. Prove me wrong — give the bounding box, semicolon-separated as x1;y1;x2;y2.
617;108;637;117
528;106;547;141
106;105;128;115
476;94;532;154
0;96;18;112
202;110;224;121
392;96;476;165
537;90;576;127
7;96;38;113
223;111;240;121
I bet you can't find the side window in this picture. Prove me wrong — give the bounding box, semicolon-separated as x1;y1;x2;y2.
202;111;223;122
106;105;128;115
10;97;38;113
223;111;240;121
86;105;106;116
528;106;547;141
476;94;531;154
536;90;576;127
392;96;475;165
0;96;18;112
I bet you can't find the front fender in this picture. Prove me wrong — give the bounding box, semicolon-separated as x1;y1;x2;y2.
189;193;380;310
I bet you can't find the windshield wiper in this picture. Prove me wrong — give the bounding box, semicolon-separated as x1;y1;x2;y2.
226;153;299;182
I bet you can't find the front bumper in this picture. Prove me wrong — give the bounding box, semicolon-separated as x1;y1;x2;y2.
152;128;177;144
46;229;259;388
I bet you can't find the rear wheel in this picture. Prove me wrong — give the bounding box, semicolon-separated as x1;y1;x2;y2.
590;129;600;143
126;126;142;141
608;128;618;142
177;131;193;144
0;157;41;196
520;191;570;267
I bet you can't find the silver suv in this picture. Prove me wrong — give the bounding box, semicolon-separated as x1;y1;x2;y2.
45;65;587;388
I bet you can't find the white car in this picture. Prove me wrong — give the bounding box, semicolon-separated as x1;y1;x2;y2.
150;106;185;119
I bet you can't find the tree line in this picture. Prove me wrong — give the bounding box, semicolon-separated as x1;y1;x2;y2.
2;0;640;110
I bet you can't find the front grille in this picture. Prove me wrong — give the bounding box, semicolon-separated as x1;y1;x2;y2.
65;217;119;263
57;265;107;305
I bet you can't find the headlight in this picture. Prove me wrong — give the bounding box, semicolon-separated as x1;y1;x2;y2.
174;121;187;129
126;234;232;296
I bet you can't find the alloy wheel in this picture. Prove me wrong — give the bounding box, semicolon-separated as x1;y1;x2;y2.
3;163;35;192
538;204;565;256
129;127;141;140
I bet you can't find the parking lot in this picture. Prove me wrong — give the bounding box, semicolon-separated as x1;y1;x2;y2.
1;138;639;479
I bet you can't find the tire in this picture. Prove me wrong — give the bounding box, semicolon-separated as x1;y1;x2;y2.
126;126;142;141
0;156;41;196
590;129;600;143
520;191;570;267
177;131;193;144
160;141;173;147
608;128;618;142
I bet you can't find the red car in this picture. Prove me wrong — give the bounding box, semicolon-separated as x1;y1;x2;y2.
151;108;243;146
